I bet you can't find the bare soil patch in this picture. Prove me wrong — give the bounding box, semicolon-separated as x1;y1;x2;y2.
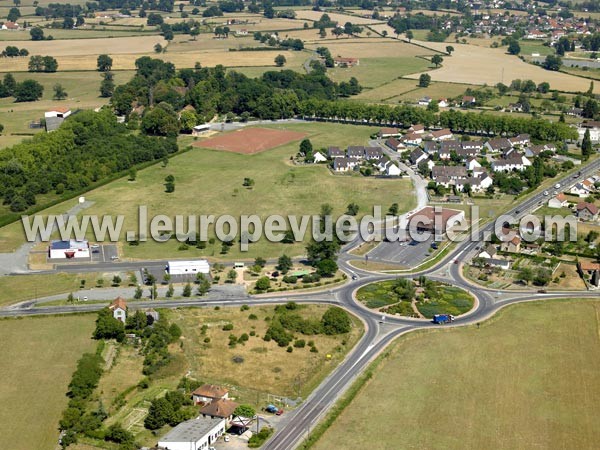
193;127;307;154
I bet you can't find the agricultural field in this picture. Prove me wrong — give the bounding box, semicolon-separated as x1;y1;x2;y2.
354;77;421;102
0;314;95;450
293;9;382;25
0;70;134;149
407;40;599;93
314;299;600;450
392;81;479;103
0;122;415;259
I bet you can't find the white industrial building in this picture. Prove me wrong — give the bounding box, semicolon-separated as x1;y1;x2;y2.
158;417;226;450
49;239;90;259
166;260;210;276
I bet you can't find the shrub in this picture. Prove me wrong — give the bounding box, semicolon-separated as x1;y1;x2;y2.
294;339;306;348
223;323;233;331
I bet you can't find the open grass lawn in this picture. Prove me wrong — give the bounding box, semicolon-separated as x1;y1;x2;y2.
0;70;134;149
519;40;555;56
31;122;413;261
0;272;108;307
354;77;420;102
0;315;95;450
326;56;432;88
392;81;479;103
314;299;600;450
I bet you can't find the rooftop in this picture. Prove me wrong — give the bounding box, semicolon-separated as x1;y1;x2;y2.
159;417;224;443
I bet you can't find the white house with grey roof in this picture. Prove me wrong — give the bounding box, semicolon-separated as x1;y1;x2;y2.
158;417;226;450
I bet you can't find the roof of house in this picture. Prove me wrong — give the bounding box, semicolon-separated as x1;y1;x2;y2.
158;417;225;444
193;384;228;399
3;21;19;29
199;398;239;418
48;106;71;113
333;157;351;169
334;57;359;63
579;261;600;271
553;193;568;203
482;257;510;267
347;145;365;156
486;137;512;150
402;132;422;142
576;202;599;215
109;297;127;311
379;127;399;135
482;243;497;257
364;146;382;158
409;124;425;132
432;165;467;178
431;128;452;138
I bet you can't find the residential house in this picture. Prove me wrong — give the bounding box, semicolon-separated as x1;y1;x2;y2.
461;95;476;106
378;127;401;138
466;157;481;171
385;137;404;151
199;399;239;424
409;148;428;166
417;96;432;106
438;98;449;108
578;120;600;141
327;146;344;158
364;146;383;161
45;107;72;119
576;202;599;221
109;297;127;323
578;261;600;287
381;160;402;176
570;180;594;197
461;141;484;151
526;29;546;39
401;132;422;146
346;146;365;160
408;124;425;134
432;165;468;183
333;57;359;67
509;133;531;147
313;152;327;163
332;157;354;172
501;235;522;253
235;29;248;35
525;144;546;158
430;128;453;141
192;384;229;405
548;193;569;208
484;137;512;153
491;155;532;172
1;21;20;30
422;141;438;154
158;417;226;450
478;244;498;259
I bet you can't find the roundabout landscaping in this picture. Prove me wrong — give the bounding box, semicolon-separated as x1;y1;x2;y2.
356;277;475;319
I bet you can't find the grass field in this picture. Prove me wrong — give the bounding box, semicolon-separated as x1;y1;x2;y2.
0;315;95;450
407;40;599;93
314;299;600;450
0;122;414;260
0;272;109;307
392;81;479;103
0;70;134;149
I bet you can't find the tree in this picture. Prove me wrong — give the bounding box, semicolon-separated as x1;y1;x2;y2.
100;73;115;98
144;397;174;430
518;267;533;285
543;54;562;71
3;73;16;95
346;202;359;216
97;54;113;72
445;45;454;54
7;7;20;23
255;276;271;291
154;43;163;53
388;203;399;215
30;27;44;41
93;308;125;342
321;306;351;335
274;54;286;67
431;54;443;67
190;27;200;40
234;405;256;418
14;79;43;102
276;254;293;274
134;285;143;299
507;39;520;55
53;83;67;100
299;138;313;157
582;128;593;160
418;73;431;87
405;30;413;42
182;282;192;297
316;258;337;277
197;275;211;296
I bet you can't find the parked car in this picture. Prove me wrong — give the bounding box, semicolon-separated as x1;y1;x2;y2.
276;408;284;416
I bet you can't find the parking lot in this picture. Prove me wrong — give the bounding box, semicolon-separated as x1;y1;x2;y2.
367;235;436;267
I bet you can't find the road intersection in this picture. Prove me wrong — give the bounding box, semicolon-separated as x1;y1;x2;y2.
1;154;599;450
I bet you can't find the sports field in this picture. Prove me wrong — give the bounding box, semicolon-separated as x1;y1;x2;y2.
0;315;95;450
194;127;307;154
313;299;600;450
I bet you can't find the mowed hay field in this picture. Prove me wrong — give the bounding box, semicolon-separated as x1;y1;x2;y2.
314;299;600;450
0;315;95;450
407;40;600;93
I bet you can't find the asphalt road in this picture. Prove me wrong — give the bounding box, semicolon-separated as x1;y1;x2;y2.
1;154;599;450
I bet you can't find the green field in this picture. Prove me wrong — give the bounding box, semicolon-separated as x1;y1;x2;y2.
519;40;555;56
0;315;95;450
314;299;600;450
0;70;134;149
327;57;432;88
0;122;414;260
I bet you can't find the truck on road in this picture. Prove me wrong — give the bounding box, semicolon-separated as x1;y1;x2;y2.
432;314;454;324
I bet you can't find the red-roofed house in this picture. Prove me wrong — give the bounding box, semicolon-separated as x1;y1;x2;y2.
45;107;72;119
1;21;20;30
109;297;127;322
548;193;569;208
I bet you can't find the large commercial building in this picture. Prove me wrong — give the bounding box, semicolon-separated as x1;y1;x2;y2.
48;239;90;259
166;260;210;276
157;417;226;450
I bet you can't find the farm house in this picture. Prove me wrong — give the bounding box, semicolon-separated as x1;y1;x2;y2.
166;260;210;275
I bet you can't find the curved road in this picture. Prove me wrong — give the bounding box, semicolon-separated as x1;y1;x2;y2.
1;155;600;450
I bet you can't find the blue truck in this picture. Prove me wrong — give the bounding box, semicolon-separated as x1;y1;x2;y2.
432;314;454;324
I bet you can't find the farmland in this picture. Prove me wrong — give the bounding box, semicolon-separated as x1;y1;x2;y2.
0;315;95;450
314;299;600;450
407;40;600;93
